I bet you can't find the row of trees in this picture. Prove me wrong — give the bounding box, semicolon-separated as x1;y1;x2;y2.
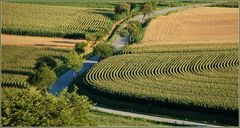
116;1;157;44
28;40;114;91
141;1;158;23
69;42;113;82
114;1;157;22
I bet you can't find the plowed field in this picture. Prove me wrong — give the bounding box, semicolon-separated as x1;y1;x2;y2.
142;7;238;45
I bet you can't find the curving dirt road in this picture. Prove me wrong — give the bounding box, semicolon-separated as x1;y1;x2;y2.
93;107;221;127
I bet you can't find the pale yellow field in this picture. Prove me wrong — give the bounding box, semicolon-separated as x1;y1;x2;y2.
142;7;238;45
1;34;85;48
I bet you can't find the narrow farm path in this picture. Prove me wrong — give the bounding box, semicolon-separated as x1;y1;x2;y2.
93;107;221;127
49;5;222;127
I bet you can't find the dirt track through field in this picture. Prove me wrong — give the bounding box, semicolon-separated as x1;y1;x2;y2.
1;34;85;48
142;7;238;45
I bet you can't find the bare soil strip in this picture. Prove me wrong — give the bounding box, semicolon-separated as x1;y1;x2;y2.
1;34;85;48
142;7;238;45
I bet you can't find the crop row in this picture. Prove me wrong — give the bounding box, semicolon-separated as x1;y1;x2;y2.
121;43;238;54
2;45;70;88
85;51;238;114
3;2;113;38
62;13;112;33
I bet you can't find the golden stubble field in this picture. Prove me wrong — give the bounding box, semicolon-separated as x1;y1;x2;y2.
1;34;86;48
142;7;238;45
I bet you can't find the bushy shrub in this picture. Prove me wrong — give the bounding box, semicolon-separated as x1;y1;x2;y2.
93;43;113;59
126;21;144;44
75;42;88;54
66;51;83;72
114;3;131;14
35;65;57;90
119;29;129;37
35;56;57;70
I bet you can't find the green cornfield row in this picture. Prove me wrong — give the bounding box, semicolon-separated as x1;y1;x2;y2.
121;43;238;54
2;45;70;88
62;13;112;33
2;2;113;38
85;49;238;114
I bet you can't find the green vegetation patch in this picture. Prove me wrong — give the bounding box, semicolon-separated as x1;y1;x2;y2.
2;2;113;38
209;2;238;8
122;43;238;54
85;44;238;114
2;87;94;126
1;87;169;126
4;0;195;8
2;45;70;88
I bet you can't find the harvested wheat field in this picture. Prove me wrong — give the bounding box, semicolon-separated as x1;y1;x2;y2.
1;34;86;48
142;7;238;45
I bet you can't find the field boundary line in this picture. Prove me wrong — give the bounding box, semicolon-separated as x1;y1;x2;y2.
93;106;222;127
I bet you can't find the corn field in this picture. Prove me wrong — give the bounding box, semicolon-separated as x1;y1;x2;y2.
2;2;113;38
85;46;238;114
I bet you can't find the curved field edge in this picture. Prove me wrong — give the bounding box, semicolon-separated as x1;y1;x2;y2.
84;48;238;115
76;78;237;126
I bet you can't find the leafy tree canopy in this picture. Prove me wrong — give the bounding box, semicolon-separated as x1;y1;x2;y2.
2;86;94;126
35;65;57;90
75;42;87;54
126;21;143;43
66;51;84;72
35;56;57;70
93;43;113;59
114;2;131;14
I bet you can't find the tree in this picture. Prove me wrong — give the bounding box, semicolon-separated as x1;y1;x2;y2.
35;56;57;70
151;1;158;10
130;3;138;12
2;87;94;126
35;65;57;90
126;21;143;43
86;31;105;45
114;2;131;14
66;51;83;81
75;42;87;54
93;43;113;60
119;29;129;37
141;1;157;23
127;21;142;34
